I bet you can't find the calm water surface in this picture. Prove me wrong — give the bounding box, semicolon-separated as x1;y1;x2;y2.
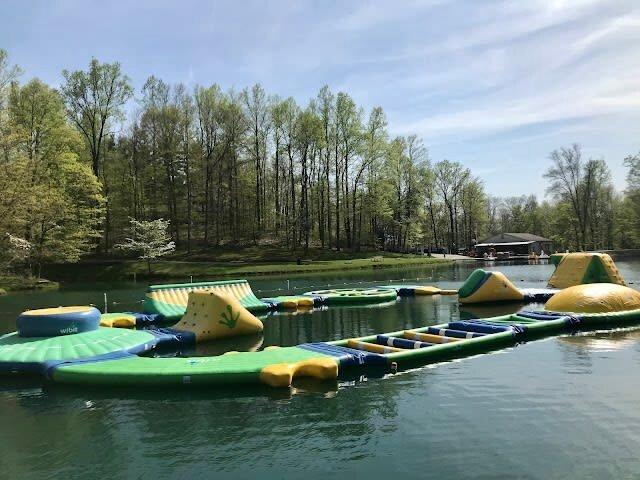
1;260;640;479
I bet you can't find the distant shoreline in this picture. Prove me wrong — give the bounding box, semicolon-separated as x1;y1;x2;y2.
40;255;455;285
0;276;59;293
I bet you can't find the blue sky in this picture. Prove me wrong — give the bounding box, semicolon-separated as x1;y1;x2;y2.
2;0;639;197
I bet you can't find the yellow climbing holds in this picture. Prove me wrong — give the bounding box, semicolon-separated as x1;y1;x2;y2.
259;357;338;387
545;283;640;314
172;291;264;342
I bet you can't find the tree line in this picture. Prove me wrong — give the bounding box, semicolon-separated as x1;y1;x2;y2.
1;50;639;274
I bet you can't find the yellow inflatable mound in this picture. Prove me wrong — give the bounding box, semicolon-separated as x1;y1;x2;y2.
459;270;524;304
173;291;264;341
545;283;640;314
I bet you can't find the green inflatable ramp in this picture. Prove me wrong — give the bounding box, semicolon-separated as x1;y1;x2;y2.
143;279;270;321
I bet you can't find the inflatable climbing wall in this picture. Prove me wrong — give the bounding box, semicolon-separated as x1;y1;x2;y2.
547;253;625;289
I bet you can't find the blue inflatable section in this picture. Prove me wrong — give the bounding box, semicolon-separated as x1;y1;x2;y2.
299;343;388;366
447;321;512;335
131;312;164;326
426;326;486;339
145;327;197;348
376;335;432;349
17;307;101;337
517;310;565;321
523;310;580;325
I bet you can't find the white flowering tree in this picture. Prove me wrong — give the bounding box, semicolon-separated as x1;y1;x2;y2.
115;218;175;275
0;234;32;274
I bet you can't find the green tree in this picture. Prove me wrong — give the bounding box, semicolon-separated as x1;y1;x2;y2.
544;145;614;250
61;58;133;177
616;153;640;247
2;79;105;276
433;159;470;251
0;49;21;122
242;84;270;235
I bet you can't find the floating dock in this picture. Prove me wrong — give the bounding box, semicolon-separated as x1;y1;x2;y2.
4;309;639;388
3;256;636;390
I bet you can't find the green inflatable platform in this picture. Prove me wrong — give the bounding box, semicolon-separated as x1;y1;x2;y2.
303;288;398;305
51;346;330;386
0;328;160;375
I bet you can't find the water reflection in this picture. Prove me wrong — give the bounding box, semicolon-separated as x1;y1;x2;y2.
1;260;640;478
558;328;640;353
459;303;526;320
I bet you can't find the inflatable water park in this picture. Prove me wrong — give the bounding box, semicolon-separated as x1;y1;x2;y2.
2;253;639;388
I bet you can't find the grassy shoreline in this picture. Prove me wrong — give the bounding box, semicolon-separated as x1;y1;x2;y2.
0;275;59;293
43;255;455;283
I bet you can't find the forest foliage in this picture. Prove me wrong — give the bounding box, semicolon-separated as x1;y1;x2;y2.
1;50;639;276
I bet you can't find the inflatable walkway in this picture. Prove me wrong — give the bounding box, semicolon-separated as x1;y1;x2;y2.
3;283;640;388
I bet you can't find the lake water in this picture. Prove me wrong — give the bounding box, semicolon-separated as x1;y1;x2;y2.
1;260;640;479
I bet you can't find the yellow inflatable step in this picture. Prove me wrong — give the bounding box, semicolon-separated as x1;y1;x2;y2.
413;286;458;296
347;340;402;354
259;358;338;387
99;313;137;328
403;331;460;344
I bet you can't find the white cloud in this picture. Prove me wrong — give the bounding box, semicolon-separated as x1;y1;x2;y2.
334;0;448;32
571;13;640;55
377;1;640;143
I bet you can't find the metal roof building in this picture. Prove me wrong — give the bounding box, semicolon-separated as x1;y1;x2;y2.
475;233;553;256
